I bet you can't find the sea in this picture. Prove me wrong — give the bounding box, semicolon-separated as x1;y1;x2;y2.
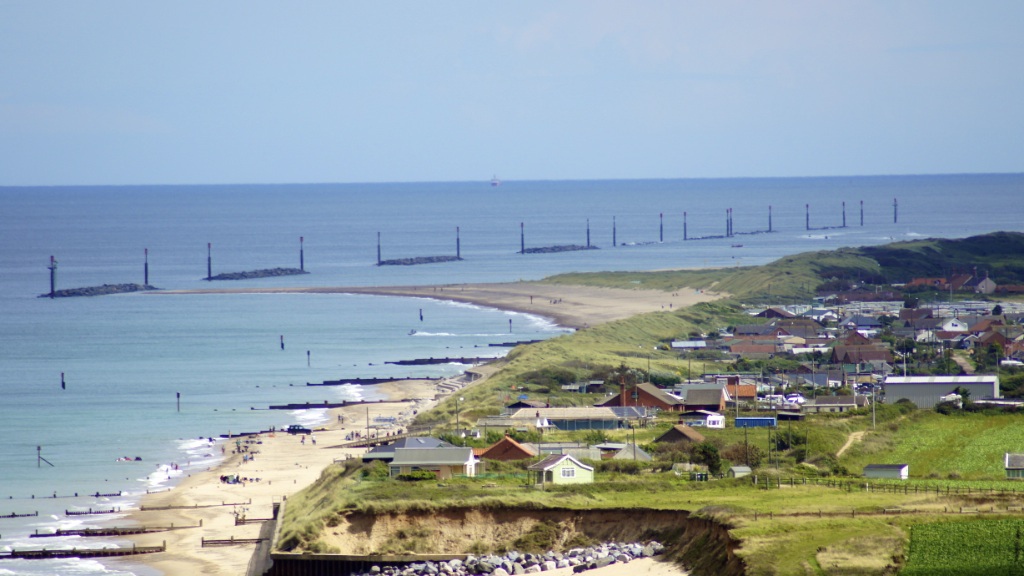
0;174;1022;575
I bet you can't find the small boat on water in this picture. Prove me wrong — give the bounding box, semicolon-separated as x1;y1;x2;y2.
408;329;417;336
731;244;743;248
491;175;501;187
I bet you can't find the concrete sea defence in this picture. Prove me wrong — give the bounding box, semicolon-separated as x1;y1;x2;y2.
38;283;158;298
206;268;309;281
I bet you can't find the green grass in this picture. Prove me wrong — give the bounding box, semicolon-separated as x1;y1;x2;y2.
839;411;1024;480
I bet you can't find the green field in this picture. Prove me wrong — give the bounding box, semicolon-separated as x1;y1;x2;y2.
902;518;1024;575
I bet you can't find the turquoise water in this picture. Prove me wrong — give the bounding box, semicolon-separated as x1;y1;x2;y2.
0;174;1022;574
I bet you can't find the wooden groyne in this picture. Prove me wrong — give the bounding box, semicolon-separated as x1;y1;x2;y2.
65;507;121;516
206;268;308;281
385;357;495;366
31;522;200;537
141;499;249;512
38;283;157;298
488;340;543;347
307;376;441;387
2;541;166;559
202;536;267;547
266;399;404;411
0;511;37;519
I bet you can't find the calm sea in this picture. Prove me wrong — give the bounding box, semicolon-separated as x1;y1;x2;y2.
0;174;1022;575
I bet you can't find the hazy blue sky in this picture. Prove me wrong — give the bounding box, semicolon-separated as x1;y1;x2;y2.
1;2;1021;185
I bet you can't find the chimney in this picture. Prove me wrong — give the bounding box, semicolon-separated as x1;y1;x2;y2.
620;377;627;407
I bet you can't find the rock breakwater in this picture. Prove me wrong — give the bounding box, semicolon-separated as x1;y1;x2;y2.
521;245;598;254
378;256;464;266
38;283;158;298
353;541;666;576
206;268;309;280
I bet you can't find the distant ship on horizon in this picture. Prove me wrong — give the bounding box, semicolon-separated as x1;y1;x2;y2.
491;175;501;187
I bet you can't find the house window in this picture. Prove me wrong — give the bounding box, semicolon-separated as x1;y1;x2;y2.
561;467;576;479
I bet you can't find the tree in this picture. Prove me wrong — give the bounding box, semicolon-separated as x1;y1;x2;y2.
993;304;1004;316
692;442;722;475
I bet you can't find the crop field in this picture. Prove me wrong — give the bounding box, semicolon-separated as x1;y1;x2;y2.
902;518;1024;575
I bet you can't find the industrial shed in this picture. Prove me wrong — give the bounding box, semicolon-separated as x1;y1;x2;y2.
883;375;1000;409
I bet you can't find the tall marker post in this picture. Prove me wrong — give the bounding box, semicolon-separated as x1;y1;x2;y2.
48;256;57;298
299;237;304;272
206;243;212;280
144;248;149;285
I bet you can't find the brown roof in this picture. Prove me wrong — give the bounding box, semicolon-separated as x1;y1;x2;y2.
654;424;706;445
479;436;537;461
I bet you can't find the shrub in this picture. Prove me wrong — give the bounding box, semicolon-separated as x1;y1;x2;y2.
396;470;437;482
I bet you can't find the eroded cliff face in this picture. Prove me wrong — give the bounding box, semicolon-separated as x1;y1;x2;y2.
317;507;744;576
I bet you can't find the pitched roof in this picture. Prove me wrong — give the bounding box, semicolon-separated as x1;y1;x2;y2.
611;444;652;461
479;436;537;461
654;424;706;444
526;454;594;472
391;447;474;466
1006;453;1024;470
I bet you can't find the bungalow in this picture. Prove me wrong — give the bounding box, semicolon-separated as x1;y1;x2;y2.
863;464;909;480
527;454;594;486
1005;453;1024;479
653;424;706;445
802;395;859;414
389;447;476;480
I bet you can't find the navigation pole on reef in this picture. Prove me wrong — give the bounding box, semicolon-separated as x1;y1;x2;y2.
860;200;864;226
805;204;810;231
144;248;149;285
299;236;305;272
768;205;773;233
894;198;898;224
586;219;591;248
842;201;847;228
377;232;382;266
612;216;617;247
456;227;461;259
48;256;57;298
520;222;525;254
206;243;212;280
659;213;663;242
683;212;688;240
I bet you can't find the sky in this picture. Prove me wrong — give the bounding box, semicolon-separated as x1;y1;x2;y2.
1;1;1022;186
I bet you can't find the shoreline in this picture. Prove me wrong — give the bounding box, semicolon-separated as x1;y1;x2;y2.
155;281;724;330
120;280;711;575
120;377;457;576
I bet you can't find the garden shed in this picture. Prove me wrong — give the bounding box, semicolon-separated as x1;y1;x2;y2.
863;463;909;480
527;454;594;487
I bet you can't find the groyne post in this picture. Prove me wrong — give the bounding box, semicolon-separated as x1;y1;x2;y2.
683;211;687;240
519;222;525;254
586;219;590;248
893;197;898;223
206;243;212;281
376;233;382;266
144;248;149;285
612;216;617;247
805;204;810;231
768;205;773;233
456;227;461;259
48;256;57;298
659;212;663;242
860;200;864;226
842;201;847;228
299;237;304;272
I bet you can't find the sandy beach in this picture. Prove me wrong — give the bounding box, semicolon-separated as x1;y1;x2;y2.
124;378;446;576
127;281;700;575
158;280;723;330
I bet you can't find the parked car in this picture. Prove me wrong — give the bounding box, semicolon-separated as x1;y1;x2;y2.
286;424;312;435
